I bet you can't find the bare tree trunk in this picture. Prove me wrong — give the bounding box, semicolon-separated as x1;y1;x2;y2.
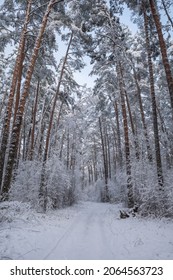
143;4;164;190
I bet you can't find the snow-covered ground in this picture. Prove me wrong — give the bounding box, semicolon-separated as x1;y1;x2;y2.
0;201;173;260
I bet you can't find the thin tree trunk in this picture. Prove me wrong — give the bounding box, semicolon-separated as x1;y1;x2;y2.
105;125;111;179
59;131;65;160
49;101;64;155
99;117;109;202
149;0;173;114
93;137;98;182
161;0;173;30
28;80;40;160
67;129;70;170
124;89;140;160
42;32;73;163
13;50;25;126
117;62;134;208
113;101;123;169
132;64;153;161
39;32;73;212
143;4;164;190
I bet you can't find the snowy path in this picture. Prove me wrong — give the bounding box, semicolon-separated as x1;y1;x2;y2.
0;201;173;260
44;202;116;260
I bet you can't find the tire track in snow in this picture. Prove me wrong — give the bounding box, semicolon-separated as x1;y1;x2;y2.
44;202;116;259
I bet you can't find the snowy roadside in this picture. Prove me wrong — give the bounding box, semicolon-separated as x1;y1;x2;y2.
0;201;80;260
0;201;173;260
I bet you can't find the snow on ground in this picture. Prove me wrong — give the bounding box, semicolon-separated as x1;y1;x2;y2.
0;201;173;260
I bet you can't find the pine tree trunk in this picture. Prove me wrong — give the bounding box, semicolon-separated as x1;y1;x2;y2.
59;131;65;160
67;129;70;170
93;137;98;182
149;0;173;114
39;32;73;211
0;0;31;190
28;80;40;160
104;125;111;180
1;0;56;199
143;5;164;190
132;65;153;161
99;117;109;202
42;32;73;163
117;62;134;208
113;101;123;169
124;89;140;160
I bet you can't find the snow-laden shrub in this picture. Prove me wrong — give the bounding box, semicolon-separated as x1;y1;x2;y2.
108;170;128;204
10;156;76;210
131;160;173;217
45;155;74;209
0;201;32;223
10;160;42;206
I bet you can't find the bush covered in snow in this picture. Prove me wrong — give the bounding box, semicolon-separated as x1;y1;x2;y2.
0;201;33;223
10;156;77;210
131;160;173;217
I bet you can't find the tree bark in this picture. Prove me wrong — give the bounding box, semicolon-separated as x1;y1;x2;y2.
99;117;109;202
1;0;57;199
149;0;173;115
113;101;123;169
124;88;140;160
28;80;40;160
39;32;73;211
117;62;134;208
143;4;164;190
132;64;153;162
0;0;31;190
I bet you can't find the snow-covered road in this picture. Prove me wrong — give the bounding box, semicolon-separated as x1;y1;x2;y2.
44;202;116;260
0;201;173;259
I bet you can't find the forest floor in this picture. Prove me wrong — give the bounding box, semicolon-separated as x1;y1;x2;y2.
0;201;173;260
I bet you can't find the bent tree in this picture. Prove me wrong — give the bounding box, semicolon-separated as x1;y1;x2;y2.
39;32;73;212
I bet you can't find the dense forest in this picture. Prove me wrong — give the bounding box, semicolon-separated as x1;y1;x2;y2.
0;0;173;217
